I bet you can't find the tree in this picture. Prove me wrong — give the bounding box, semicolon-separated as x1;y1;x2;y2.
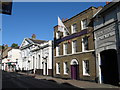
11;43;19;49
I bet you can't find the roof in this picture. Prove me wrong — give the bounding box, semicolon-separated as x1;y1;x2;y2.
29;38;46;44
2;47;12;58
54;6;98;28
95;2;119;16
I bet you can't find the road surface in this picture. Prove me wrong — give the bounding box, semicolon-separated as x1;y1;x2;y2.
2;71;82;89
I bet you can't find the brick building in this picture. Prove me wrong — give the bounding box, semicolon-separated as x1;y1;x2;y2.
53;6;102;82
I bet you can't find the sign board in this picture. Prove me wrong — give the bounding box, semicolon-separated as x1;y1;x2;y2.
0;0;12;15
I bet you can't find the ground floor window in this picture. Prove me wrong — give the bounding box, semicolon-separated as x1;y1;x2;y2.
56;62;60;74
82;60;90;76
63;62;68;74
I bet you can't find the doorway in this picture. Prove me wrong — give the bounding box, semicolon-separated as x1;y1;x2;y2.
70;59;79;80
100;49;119;85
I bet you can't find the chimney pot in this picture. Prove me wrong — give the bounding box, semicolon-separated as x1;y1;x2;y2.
106;1;110;5
32;34;36;39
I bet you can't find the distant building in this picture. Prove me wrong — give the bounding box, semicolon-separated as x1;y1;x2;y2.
93;2;120;85
7;48;21;72
31;40;53;76
2;47;12;71
20;34;53;76
53;6;102;81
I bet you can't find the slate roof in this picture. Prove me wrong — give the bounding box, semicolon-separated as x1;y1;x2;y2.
96;2;119;16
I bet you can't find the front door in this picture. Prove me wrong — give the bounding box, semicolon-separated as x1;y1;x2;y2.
71;65;78;80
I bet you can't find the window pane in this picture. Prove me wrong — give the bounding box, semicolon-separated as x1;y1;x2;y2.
82;19;87;29
64;43;67;54
56;63;60;74
56;45;60;56
82;36;88;51
64;62;68;74
56;32;60;39
72;24;77;33
73;40;77;53
83;60;89;75
64;28;69;36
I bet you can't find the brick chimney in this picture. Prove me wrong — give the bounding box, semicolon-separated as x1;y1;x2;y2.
32;34;36;39
106;1;110;5
62;18;68;22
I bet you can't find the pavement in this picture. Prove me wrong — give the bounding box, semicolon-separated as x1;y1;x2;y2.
18;72;120;89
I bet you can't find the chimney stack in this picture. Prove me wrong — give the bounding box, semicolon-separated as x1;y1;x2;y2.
62;18;68;22
32;34;36;39
106;1;110;5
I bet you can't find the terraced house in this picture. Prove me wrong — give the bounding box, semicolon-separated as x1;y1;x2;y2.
93;2;120;85
53;6;102;82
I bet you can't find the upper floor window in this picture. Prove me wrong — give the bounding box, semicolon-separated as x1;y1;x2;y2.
81;19;87;30
63;28;69;37
63;43;68;55
56;31;61;39
71;23;77;34
83;60;90;76
82;36;88;52
56;45;60;56
72;40;77;54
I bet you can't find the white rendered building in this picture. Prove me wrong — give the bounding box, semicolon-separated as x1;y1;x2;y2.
20;35;53;76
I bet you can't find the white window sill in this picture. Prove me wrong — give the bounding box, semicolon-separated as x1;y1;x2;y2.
72;52;77;54
56;73;60;75
83;74;90;76
56;72;60;74
64;73;68;75
82;50;89;52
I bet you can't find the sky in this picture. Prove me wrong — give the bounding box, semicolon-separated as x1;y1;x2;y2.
2;2;106;47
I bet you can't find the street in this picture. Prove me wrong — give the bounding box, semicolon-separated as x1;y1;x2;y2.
2;71;81;89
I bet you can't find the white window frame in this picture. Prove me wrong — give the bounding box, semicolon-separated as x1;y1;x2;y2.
71;23;77;34
56;45;60;56
56;63;60;74
63;43;67;55
82;60;90;76
82;37;88;52
63;62;68;75
56;31;60;39
81;19;87;30
72;40;77;54
63;28;68;37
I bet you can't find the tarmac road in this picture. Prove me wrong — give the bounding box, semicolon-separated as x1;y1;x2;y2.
2;71;81;89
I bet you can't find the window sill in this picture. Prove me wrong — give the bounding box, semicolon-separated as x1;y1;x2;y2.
82;50;89;52
56;73;60;75
83;74;90;76
64;73;68;75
